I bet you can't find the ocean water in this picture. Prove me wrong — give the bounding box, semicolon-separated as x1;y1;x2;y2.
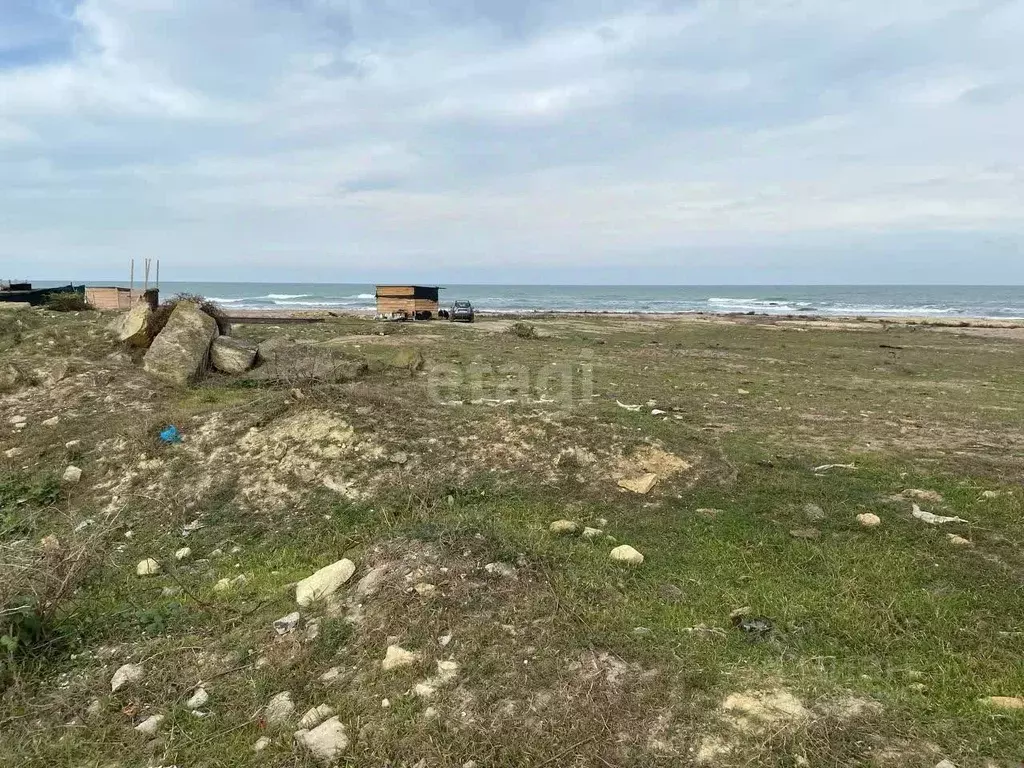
33;282;1024;319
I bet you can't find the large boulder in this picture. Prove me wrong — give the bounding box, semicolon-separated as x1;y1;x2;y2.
110;303;152;347
143;302;218;386
211;336;258;374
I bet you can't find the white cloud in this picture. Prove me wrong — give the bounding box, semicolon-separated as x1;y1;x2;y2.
0;0;1022;281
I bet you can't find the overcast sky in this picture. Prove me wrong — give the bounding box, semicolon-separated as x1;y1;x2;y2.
2;0;1022;284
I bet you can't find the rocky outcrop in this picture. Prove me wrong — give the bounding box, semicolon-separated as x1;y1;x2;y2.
211;336;258;374
143;302;218;386
110;303;152;347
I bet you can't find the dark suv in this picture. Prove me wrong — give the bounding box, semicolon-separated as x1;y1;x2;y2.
449;300;475;323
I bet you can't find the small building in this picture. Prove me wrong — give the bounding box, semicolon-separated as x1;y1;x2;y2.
375;285;441;320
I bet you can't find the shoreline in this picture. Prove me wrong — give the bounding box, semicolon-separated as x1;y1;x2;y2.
220;308;1024;328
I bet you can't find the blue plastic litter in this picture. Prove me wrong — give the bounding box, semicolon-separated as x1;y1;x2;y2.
159;425;182;444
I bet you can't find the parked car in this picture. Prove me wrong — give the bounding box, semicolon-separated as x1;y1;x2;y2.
449;300;475;323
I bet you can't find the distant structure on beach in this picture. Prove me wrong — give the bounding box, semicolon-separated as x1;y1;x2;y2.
375;285;441;320
86;258;160;310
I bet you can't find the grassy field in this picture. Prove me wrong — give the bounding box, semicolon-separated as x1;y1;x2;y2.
1;308;1022;767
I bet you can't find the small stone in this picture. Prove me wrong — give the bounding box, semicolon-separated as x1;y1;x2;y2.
618;473;659;495
182;519;203;536
980;696;1024;710
65;440;81;450
946;534;972;547
934;761;957;768
42;416;60;427
186;688;209;710
438;633;453;647
320;667;342;682
803;503;826;521
381;645;420;671
134;714;164;736
86;699;102;717
174;547;192;561
306;619;321;641
423;706;439;721
253;737;271;752
295;716;349;764
274;612;302;635
549;520;580;535
354;566;388;598
265;691;295;725
298;704;335;729
610;545;644;565
484;562;518;578
161;586;182;597
414;582;438;596
62;466;82;484
980;490;1001;499
633;626;653;636
651;408;667;415
40;534;61;554
857;513;882;528
208;548;223;557
296;559;356;607
111;663;144;692
9;415;27;426
3;447;22;459
213;578;232;592
390;452;409;465
789;528;821;540
582;526;604;540
381;697;391;708
136;558;161;577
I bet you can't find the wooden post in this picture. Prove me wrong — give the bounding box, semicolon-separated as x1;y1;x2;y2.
129;259;135;293
155;260;160;289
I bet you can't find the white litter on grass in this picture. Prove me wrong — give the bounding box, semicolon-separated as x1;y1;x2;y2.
911;504;969;526
813;463;857;473
616;401;641;412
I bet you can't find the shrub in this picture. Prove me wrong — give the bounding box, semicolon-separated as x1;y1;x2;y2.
150;293;231;337
44;292;91;312
509;322;538;339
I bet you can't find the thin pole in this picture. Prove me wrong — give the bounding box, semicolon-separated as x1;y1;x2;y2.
144;258;151;292
156;260;160;290
130;259;135;293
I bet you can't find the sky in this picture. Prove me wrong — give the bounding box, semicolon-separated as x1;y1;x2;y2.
1;0;1022;285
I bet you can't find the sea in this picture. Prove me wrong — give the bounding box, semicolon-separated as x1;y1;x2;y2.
30;282;1024;319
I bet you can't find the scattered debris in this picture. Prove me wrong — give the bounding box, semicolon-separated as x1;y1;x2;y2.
857;513;882;528
618;473;659;495
813;463;857;473
159;425;182;444
296;559;356;607
381;645;420;671
484;562;517;578
610;545;644;565
111;663;145;692
730;608;774;638
911;504;968;526
946;534;973;547
616;401;641;412
135;559;161;577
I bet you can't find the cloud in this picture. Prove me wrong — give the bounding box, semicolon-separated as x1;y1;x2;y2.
1;0;1022;282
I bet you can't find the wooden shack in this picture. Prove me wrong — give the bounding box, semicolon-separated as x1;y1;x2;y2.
85;287;159;311
375;285;441;320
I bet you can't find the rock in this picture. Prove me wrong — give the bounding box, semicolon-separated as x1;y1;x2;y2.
299;704;335;729
136;558;161;577
390;452;409;465
174;547;192;561
803;503;826;522
295;716;349;764
4;447;22;459
274;612;302;635
414;660;461;699
111;663;144;692
65;440;81;450
143;301;219;386
211;336;258;374
42;416;59;427
946;534;972;547
320;667;342;682
857;513;882;528
934;761;957;768
610;545;645;565
381;645;420;671
40;534;61;554
354;566;388;599
618;473;659;495
253;737;272;752
549;520;580;535
265;692;295;726
980;696;1024;710
186;688;209;710
110;302;153;347
161;586;182;597
62;466;82;484
582;527;604;540
789;528;821;540
213;578;232;592
980;490;1001;499
134;714;164;736
484;562;517;578
86;698;103;717
9;414;27;426
296;559;356;607
414;582;438;596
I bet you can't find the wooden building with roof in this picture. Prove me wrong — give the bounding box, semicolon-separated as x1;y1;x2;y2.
375;285;441;320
